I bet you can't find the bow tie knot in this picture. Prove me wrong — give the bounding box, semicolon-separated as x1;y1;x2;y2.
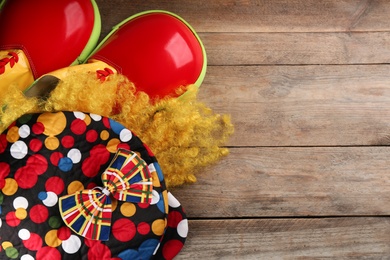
59;149;153;241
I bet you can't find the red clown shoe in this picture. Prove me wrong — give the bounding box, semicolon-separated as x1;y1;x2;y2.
0;0;101;96
44;10;207;100
87;10;207;98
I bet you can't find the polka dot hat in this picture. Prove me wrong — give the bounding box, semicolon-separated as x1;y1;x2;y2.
0;111;188;259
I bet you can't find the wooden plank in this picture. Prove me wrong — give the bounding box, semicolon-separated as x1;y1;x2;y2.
202;32;390;65
199;65;390;146
96;0;390;33
171;147;390;218
176;218;390;259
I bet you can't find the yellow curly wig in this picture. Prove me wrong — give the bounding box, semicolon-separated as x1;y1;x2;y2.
0;71;233;187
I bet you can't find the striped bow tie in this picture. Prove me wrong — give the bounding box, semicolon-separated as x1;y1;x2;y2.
59;148;153;241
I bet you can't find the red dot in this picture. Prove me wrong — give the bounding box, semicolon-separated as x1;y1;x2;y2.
86;182;97;189
14;166;38;189
32;122;45;135
86;241;113;259
50;152;63;166
36;246;61;260
86;129;98;143
102;117;110;129
162;240;184;260
70;119;87;135
0;134;7;153
81;157;101;178
137;222;150;235
0;162;10;189
0;162;10;178
61;135;74;148
23;232;43;251
6;211;20;227
89;144;110;159
45;176;65;195
112;218;136;242
138;202;150;209
57;226;71;241
27;154;48;175
167;211;183;228
30;204;49;223
29;138;43;152
117;143;130;151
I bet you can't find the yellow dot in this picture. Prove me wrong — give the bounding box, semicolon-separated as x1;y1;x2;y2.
67;181;84;194
84;114;92;125
162;190;169;214
151;219;166;236
112;198;118;211
2;241;13;250
151;171;161;188
15;208;27;220
2;178;18;196
120;203;136;217
100;130;109;140
45;230;62;247
45;136;59;150
37;112;67;136
6;126;19;143
106;138;120;153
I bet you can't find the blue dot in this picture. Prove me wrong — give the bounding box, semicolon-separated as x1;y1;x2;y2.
139;239;160;258
109;118;125;135
118;249;140;260
38;191;48;200
156;193;165;213
58;157;73;172
154;163;164;182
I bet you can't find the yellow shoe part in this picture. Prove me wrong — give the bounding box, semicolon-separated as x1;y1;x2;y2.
0;49;34;99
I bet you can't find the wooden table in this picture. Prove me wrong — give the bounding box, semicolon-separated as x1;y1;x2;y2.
96;0;390;258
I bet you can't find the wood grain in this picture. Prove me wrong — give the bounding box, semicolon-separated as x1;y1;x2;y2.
176;218;390;259
171;147;390;218
202;32;390;65
95;0;390;33
199;65;390;146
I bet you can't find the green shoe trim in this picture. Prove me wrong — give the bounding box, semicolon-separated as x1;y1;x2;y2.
71;0;102;65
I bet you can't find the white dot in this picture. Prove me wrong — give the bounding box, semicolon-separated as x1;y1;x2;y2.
18;229;31;240
62;235;81;254
177;219;188;238
119;129;132;142
73;111;86;120
19;125;30;138
148;163;156;173
10;141;28;159
21;254;34;260
151;190;160;205
67;148;81;164
13;196;29;209
90;114;102;121
42;192;58;207
168;192;181;208
0;218;2;228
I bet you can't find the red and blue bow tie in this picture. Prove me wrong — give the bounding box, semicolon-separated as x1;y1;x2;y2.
59;148;153;241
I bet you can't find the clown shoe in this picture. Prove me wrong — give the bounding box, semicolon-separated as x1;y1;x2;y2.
0;0;101;97
42;10;207;100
